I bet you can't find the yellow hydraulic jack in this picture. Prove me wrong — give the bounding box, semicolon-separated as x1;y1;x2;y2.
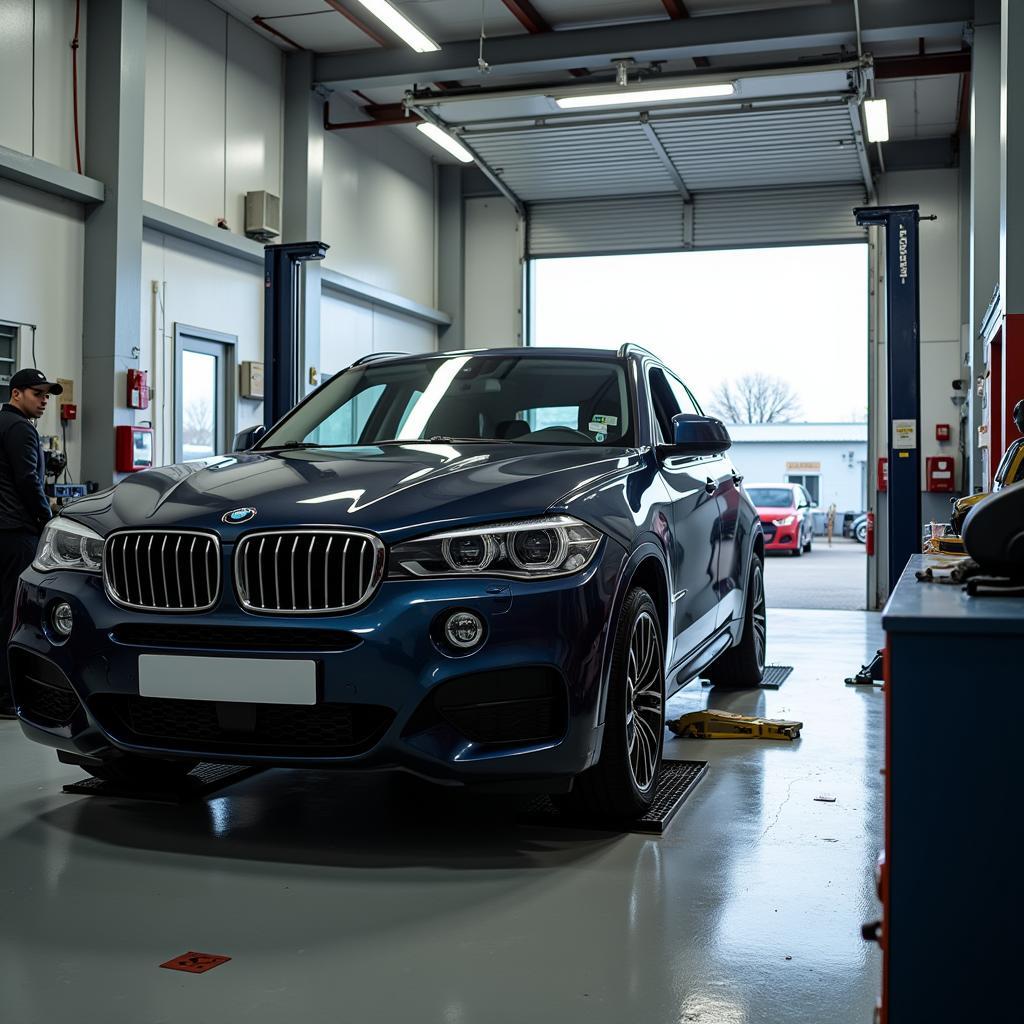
668;709;803;741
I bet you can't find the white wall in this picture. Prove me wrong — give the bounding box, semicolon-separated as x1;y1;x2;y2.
144;0;283;237
877;168;966;520
319;294;435;377
141;229;265;466
0;0;87;171
321;97;436;307
0;179;84;477
731;440;868;513
464;197;522;347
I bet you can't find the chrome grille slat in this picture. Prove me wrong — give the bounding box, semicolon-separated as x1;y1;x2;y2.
235;530;383;615
103;531;220;613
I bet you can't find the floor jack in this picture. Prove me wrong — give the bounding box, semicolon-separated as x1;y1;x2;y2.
845;649;885;686
668;709;802;741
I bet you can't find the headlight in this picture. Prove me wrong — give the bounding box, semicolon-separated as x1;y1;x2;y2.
389;515;603;580
33;518;105;574
772;515;796;527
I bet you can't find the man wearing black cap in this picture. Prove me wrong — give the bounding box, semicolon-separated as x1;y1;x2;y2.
0;368;63;717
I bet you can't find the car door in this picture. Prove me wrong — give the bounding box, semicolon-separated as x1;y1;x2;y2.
662;371;743;629
796;486;812;547
648;366;727;667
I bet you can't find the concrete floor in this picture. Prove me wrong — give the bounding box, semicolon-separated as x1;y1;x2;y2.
764;538;867;611
0;609;883;1024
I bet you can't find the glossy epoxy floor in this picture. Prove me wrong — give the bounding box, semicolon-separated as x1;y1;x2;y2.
0;609;884;1024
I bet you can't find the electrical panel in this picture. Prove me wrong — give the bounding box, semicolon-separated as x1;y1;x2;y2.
240;360;265;400
244;191;281;242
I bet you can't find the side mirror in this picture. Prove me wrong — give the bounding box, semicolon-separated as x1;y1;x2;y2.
666;414;732;456
232;424;266;452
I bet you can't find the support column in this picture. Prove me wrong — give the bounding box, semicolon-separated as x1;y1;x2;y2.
437;165;465;351
969;6;999;491
282;50;324;392
81;0;146;488
997;0;1024;471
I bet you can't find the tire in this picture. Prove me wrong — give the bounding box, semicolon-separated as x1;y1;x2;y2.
84;755;198;785
792;541;803;557
804;531;813;553
560;587;665;822
855;521;868;544
706;557;767;690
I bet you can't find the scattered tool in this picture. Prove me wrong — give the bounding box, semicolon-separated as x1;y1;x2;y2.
846;649;884;686
668;709;802;741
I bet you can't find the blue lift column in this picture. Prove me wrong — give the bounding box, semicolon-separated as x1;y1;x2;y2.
263;241;328;429
855;205;928;591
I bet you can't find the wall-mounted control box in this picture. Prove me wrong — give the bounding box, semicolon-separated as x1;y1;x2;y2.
240;360;264;400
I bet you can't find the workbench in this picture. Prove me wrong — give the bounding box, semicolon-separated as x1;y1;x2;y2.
878;554;1024;1023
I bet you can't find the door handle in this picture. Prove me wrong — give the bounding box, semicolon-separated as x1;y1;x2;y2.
705;477;717;495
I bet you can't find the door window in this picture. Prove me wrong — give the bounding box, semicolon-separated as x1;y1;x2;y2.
175;327;236;464
786;474;820;505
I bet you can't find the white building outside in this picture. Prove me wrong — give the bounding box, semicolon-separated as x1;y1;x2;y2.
727;422;868;515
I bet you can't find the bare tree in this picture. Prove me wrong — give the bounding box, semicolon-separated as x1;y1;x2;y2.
184;397;213;446
710;373;802;424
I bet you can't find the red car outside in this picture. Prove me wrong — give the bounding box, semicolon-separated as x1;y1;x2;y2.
745;483;816;556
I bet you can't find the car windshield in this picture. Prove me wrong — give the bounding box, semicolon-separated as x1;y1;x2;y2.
259;354;634;448
747;487;794;508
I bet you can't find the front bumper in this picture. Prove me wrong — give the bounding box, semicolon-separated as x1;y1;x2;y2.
9;539;625;788
760;520;799;550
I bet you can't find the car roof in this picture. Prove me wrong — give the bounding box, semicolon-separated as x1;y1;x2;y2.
351;347;628;368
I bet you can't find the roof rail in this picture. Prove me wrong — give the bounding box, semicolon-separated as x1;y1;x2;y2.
617;343;658;361
349;351;408;367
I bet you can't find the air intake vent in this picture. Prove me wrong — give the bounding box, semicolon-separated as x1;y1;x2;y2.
235;530;384;614
104;531;220;611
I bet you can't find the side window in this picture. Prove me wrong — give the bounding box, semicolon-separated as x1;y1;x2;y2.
664;372;701;417
306;383;386;445
648;368;681;445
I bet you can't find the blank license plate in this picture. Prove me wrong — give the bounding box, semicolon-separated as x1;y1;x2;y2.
138;655;317;705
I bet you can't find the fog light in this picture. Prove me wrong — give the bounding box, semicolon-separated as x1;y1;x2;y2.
444;610;484;649
51;601;73;638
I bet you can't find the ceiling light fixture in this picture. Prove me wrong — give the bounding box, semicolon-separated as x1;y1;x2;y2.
351;0;440;53
554;81;736;110
416;123;474;163
863;97;889;142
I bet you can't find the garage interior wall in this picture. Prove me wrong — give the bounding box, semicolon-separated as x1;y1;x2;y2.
0;0;444;481
0;0;88;480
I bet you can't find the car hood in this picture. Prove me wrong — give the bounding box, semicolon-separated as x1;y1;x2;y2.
65;443;641;540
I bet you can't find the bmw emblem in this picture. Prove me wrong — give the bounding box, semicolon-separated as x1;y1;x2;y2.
222;507;257;525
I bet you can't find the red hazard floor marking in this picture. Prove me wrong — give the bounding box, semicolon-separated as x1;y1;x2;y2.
160;952;231;974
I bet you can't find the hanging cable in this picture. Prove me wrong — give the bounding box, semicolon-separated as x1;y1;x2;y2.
477;0;490;73
71;0;83;174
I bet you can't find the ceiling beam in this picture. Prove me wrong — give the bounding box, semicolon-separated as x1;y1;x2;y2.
661;0;710;66
322;0;390;49
501;1;551;35
874;51;971;79
314;0;972;90
638;116;691;202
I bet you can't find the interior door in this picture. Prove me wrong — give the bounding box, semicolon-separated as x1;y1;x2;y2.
175;326;236;463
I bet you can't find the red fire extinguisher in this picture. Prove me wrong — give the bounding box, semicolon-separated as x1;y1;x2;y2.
866;511;875;557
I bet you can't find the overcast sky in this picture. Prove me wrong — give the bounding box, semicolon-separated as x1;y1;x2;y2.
531;243;869;423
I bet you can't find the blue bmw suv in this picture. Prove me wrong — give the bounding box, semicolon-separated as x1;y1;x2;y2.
9;345;764;820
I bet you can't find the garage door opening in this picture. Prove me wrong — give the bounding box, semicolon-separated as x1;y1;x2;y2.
529;243;869;611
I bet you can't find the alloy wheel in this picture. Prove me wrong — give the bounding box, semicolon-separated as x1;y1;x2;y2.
751;563;767;672
625;610;663;793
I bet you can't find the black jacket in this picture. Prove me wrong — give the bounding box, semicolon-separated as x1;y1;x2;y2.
0;403;51;534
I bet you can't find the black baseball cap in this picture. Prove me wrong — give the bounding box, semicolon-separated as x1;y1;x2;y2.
8;368;63;395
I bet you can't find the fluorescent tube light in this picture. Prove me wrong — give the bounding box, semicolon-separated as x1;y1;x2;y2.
863;98;889;143
555;82;736;110
416;123;474;163
352;0;440;53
